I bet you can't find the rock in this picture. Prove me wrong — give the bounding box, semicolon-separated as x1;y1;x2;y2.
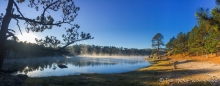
17;74;28;80
57;64;68;68
0;72;28;86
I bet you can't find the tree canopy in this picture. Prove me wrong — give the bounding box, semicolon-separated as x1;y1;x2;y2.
0;0;93;70
166;0;220;58
151;33;164;58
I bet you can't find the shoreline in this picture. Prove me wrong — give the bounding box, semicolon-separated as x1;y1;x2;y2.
24;56;220;86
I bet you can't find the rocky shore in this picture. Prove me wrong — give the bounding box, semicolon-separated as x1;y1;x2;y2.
0;73;28;86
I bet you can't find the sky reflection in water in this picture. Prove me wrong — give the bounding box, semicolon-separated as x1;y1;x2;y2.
3;56;150;77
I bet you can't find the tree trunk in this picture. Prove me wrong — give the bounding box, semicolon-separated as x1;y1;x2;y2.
181;53;183;58
0;0;13;70
157;45;160;60
206;53;208;58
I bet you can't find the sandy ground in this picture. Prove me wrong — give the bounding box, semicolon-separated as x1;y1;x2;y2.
164;57;220;86
176;60;220;78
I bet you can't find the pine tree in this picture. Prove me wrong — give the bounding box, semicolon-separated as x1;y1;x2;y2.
152;33;164;59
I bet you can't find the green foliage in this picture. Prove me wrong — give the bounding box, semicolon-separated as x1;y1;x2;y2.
174;32;189;54
188;26;207;55
151;33;164;56
166;36;176;52
167;0;220;57
204;29;220;54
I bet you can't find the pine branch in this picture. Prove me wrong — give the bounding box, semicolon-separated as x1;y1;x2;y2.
12;15;69;25
14;18;22;35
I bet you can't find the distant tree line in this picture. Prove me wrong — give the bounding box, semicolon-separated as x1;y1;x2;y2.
5;39;153;58
166;0;220;58
66;44;152;56
5;39;69;58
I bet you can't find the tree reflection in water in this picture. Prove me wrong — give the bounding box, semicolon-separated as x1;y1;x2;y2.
3;56;150;77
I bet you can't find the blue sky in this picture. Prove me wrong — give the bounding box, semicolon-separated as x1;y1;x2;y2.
0;0;216;49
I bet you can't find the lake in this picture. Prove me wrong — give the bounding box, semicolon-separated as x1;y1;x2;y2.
3;56;150;77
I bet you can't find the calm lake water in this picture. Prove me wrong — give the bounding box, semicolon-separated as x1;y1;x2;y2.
3;56;150;77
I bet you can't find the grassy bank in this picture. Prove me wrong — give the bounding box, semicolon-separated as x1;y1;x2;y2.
24;57;212;86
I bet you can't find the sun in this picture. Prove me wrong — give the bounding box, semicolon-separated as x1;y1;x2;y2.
17;33;38;43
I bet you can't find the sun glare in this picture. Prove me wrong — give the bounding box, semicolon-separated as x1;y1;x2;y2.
17;33;38;43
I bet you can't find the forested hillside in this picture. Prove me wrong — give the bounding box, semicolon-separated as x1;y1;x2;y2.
166;4;220;58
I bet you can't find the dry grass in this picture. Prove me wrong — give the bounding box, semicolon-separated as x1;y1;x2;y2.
170;53;220;64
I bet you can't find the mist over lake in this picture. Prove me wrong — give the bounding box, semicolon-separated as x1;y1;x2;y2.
2;56;150;77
